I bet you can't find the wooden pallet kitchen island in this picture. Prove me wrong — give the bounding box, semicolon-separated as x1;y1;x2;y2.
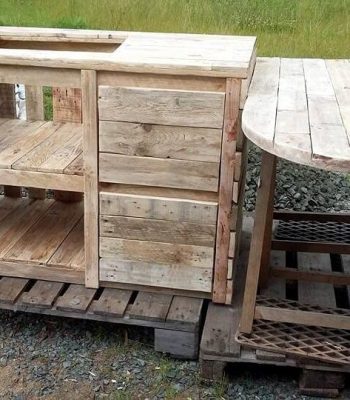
0;27;256;357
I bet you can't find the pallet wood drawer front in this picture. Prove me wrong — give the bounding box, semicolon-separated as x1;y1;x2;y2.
99;191;216;292
98;86;225;128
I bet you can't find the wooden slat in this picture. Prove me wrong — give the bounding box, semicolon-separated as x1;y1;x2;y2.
99;153;219;192
0;196;22;222
91;288;133;317
166;296;203;330
213;78;241;303
0;169;84;191
82;69;99;288
21;281;64;308
100;258;212;292
128;292;173;322
0;65;81;87
261;251;286;298
0;198;54;258
53;87;82;123
100;192;217;224
100;215;215;246
241;57;280;149
304;59;350;167
56;284;96;312
98;86;225;128
0;277;28;304
99;120;222;162
4;201;83;263
100;237;213;268
48;218;84;270
25;85;44;120
64;154;84;176
298;253;336;308
0;83;16;118
13;122;82;173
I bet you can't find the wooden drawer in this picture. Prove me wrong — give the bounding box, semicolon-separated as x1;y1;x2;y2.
99;191;217;293
98;85;224;192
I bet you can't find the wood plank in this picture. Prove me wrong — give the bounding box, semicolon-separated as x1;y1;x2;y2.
82;69;99;288
298;253;336;308
166;296;203;330
98;86;225;128
0;65;81;87
261;251;286;298
99;258;212;292
48;218;84;270
0;83;16;118
13;122;82;173
0;196;22;222
0;277;28;304
21;281;64;308
53;87;82;123
64;153;84;176
271;268;350;286
4;201;83;264
303;59;350;168
100;215;216;246
0;261;84;284
99;153;219;192
99;192;217;224
91;288;133;317
56;284;96;312
241;57;281;150
213;78;241;303
0;169;84;191
25;85;44;120
0;198;54;258
128;292;173;322
100;237;213;268
99;121;222;162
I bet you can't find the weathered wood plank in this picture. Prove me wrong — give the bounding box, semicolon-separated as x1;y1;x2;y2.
100;215;216;246
99;121;222;162
56;285;96;312
128;292;173;322
100;237;213;268
0;277;29;304
98;86;225;128
91;288;133;317
100;192;217;224
166;296;203;330
53;87;82;123
21;281;64;308
99;258;212;292
99;153;219;192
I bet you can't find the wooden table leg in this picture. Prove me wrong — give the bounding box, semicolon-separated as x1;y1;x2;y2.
239;151;277;333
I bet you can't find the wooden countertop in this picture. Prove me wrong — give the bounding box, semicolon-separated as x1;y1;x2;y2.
0;27;256;78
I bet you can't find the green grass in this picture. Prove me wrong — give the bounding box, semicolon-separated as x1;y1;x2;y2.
0;0;349;57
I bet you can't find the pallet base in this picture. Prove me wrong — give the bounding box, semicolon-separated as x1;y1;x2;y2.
0;276;204;359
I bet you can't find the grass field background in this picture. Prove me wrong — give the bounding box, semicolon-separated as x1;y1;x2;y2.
0;0;349;58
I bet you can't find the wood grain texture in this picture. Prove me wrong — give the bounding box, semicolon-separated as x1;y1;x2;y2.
99;120;222;162
128;292;173;322
53;87;82;123
91;288;133;317
213;78;241;303
100;237;213;268
99;192;217;224
99;153;219;192
98;86;225;128
100;258;212;292
100;215;216;246
21;281;64;308
82;69;99;288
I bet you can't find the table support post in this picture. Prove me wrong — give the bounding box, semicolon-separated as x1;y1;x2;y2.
240;151;277;333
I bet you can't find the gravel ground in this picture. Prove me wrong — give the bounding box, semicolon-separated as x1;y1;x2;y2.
0;143;350;400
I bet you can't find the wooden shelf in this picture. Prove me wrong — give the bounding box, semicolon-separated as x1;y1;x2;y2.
0;196;84;283
0;118;84;191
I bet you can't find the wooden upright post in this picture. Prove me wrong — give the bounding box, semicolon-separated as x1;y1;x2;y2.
81;70;99;289
213;78;241;303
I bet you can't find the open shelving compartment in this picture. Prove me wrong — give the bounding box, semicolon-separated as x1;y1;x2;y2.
0;62;89;286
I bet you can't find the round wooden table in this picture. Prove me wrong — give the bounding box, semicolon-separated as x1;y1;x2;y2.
238;57;350;350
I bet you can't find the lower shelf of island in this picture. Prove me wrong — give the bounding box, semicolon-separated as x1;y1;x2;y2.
0;195;85;284
0;118;84;192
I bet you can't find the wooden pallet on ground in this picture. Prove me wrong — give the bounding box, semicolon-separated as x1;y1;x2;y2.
0;276;204;359
200;217;350;397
